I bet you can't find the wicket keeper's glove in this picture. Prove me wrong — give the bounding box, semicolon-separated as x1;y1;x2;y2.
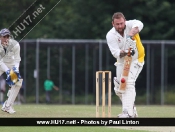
6;67;21;86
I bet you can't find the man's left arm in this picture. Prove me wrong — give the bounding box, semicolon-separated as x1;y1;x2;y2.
125;20;144;52
6;43;22;85
13;43;21;70
128;19;144;37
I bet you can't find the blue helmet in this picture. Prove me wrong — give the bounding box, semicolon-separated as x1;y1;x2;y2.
0;28;11;36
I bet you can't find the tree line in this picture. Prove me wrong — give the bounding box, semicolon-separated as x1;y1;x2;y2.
0;0;175;40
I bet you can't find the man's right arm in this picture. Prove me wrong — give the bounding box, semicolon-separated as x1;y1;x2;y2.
120;50;127;58
106;33;121;59
0;61;9;72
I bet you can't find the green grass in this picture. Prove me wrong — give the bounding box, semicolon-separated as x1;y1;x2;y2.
0;127;149;132
0;104;175;132
0;104;175;117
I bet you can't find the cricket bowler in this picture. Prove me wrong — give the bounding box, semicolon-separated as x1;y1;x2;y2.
106;12;145;118
0;28;22;114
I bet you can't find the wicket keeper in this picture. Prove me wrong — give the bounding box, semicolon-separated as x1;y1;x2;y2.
106;12;145;118
0;28;22;114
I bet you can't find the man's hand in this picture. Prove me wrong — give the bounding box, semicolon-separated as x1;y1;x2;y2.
5;67;21;86
54;86;59;91
120;50;127;58
6;69;15;86
125;49;135;56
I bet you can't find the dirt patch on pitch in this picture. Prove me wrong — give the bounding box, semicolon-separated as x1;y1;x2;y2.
113;127;175;132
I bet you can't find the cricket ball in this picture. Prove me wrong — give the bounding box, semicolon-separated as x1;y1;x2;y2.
121;78;125;83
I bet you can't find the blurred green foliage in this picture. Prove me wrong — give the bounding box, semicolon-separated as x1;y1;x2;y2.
0;0;175;40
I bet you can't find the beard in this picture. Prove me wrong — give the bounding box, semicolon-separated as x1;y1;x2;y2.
115;25;126;35
117;28;124;34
